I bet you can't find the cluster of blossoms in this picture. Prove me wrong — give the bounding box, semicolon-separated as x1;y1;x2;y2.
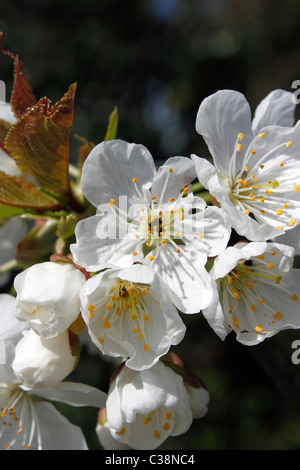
1;42;300;450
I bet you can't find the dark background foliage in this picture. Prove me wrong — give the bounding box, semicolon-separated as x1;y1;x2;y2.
1;0;300;450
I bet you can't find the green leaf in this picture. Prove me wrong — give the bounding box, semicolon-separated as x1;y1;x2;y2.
0;204;26;221
104;107;118;141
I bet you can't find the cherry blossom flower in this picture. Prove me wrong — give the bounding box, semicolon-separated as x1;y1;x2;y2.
0;293;106;450
192;89;300;241
71;139;231;313
79;264;186;370
105;361;199;450
14;260;86;338
202;241;300;345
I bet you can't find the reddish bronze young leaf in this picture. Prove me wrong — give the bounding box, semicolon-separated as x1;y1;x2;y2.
5;83;77;197
0;171;62;210
0;32;36;118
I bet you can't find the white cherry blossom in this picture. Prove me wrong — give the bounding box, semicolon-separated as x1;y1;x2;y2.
71;139;231;313
105;361;195;450
192;89;300;241
79;264;186;370
202;241;300;345
14;260;86;338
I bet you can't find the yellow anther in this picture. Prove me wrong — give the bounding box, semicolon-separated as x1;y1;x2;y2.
251;304;256;312
148;256;154;261
286;141;293;147
98;337;104;344
132;178;137;183
276;208;283;216
237;133;244;140
161;239;166;244
284;204;288;209
244;209;250;215
252;150;256;155
183;187;189;194
244;166;249;172
267;262;274;270
88;304;95;319
110;198;116;204
132;252;138;256
260;197;265;203
232;317;239;329
260;209;265;214
255;325;264;332
116;427;125;435
176;248;181;253
198;232;204;239
257;299;265;304
163;423;170;431
280;162;284;167
272;180;279;188
258;132;265;138
154;430;160;439
274;312;282;319
169;197;174;202
106;303;112;311
169;168;173;172
291;294;298;301
143;313;149;322
152;195;156;200
236;143;242;152
251;195;256;201
166;412;172;420
294;185;300;192
289;219;296;226
132;327;140;333
277;226;283;230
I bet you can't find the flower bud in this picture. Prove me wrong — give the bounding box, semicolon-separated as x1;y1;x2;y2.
12;328;78;388
14;261;86;338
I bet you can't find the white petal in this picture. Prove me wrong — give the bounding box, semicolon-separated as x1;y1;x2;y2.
147;244;214;313
31;401;88;450
71;213;137;271
195;90;253;175
212;242;268;279
252;89;296;135
150;156;196;204
0;294;26;342
29;381;107;408
191;154;229;203
81;140;156;208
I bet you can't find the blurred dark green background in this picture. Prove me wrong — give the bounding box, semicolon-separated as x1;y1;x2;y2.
1;0;300;450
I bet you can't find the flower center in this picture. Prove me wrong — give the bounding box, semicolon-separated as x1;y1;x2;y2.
227;132;297;230
89;280;155;352
107;168;190;262
219;253;285;334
